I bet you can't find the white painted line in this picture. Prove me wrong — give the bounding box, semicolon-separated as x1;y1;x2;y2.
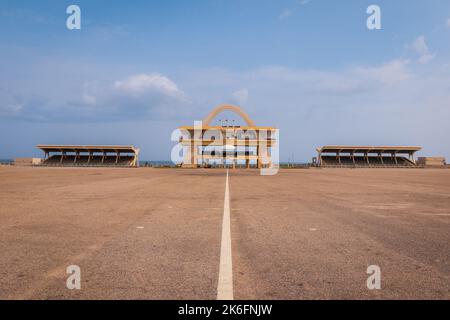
217;170;233;300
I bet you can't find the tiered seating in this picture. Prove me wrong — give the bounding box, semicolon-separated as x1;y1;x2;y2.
42;154;136;167
320;156;416;167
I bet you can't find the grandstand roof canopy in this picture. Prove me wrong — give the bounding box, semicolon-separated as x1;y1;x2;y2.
317;146;422;154
37;145;139;154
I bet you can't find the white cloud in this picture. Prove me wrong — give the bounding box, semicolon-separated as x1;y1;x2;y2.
418;53;435;65
356;59;412;85
114;73;184;98
231;88;249;105
0;71;191;121
279;9;292;20
73;73;191;120
279;1;311;20
82;93;96;106
411;36;435;64
0;103;23;116
412;36;429;55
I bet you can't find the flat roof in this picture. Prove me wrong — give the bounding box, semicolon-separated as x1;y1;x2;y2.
37;145;139;154
317;145;422;154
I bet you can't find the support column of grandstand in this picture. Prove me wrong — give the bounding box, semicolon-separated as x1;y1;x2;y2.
316;146;421;168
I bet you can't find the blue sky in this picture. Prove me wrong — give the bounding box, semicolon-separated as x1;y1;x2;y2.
1;0;450;161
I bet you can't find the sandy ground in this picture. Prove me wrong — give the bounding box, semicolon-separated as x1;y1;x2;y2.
0;166;449;299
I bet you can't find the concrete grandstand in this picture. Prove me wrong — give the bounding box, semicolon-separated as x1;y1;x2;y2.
37;145;140;167
315;146;422;168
